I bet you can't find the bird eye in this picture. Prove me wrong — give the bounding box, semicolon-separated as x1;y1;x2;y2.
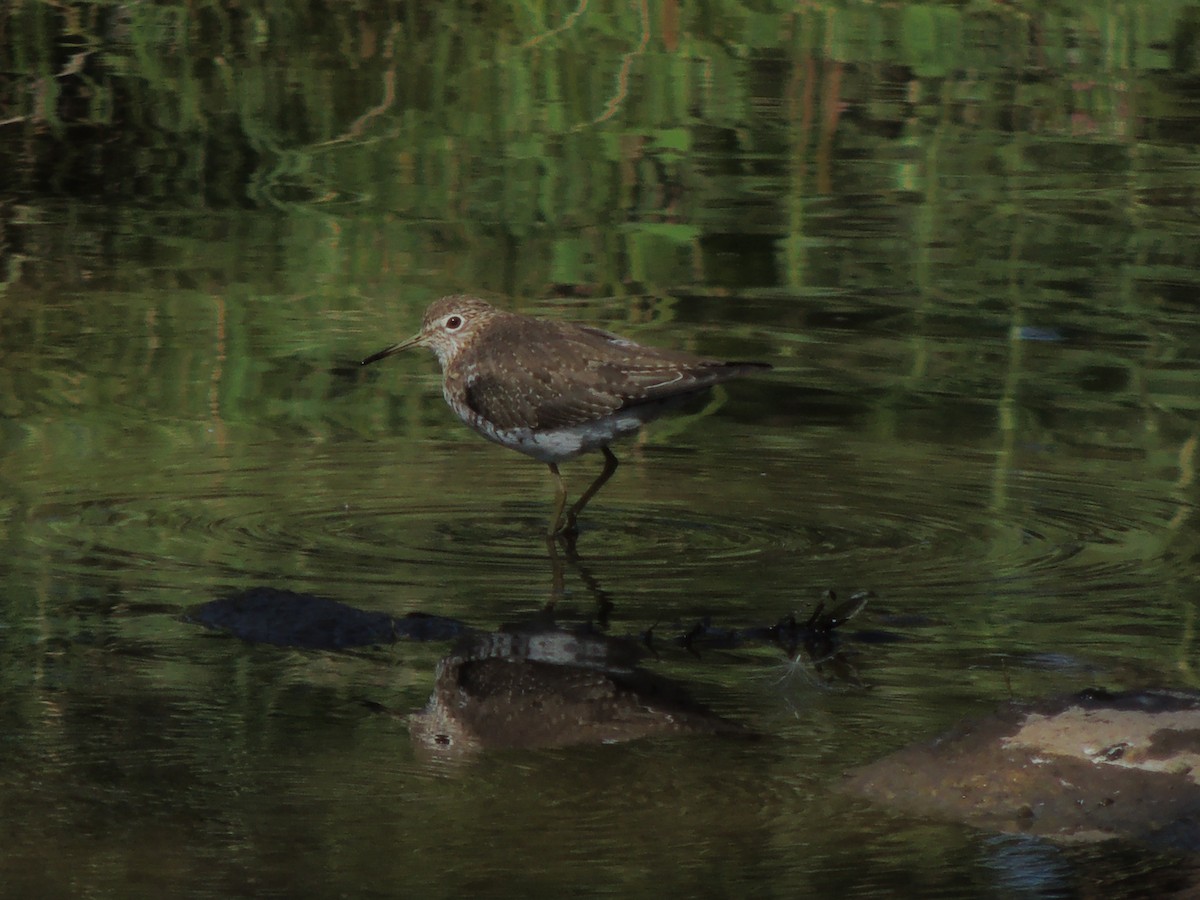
445;315;463;330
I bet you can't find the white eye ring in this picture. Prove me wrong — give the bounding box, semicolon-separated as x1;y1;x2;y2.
444;315;463;330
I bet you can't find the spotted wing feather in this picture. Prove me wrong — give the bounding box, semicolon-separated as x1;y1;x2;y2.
458;316;767;431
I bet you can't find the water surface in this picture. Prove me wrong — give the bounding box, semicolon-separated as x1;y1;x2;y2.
3;2;1200;896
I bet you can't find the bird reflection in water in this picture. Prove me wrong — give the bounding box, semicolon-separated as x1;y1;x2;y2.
410;592;871;757
186;587;869;756
409;621;750;756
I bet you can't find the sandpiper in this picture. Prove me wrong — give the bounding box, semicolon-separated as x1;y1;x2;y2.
362;295;770;536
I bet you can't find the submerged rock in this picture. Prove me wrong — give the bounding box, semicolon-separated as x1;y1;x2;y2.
843;688;1200;850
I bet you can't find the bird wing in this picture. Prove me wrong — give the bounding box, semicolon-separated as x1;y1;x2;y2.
458;317;765;431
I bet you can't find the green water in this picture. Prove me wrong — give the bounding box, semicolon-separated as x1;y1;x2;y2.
3;1;1200;895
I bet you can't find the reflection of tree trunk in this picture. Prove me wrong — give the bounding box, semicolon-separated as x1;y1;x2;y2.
817;61;843;197
784;52;843;285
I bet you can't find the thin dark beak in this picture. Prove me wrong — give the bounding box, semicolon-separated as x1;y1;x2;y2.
361;334;422;366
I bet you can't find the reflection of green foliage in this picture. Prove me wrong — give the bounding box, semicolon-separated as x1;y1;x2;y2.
3;0;1200;304
3;3;1194;197
900;5;961;77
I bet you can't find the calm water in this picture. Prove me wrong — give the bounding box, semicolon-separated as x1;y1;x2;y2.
4;2;1200;896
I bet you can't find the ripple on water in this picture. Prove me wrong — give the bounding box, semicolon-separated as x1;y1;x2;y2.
14;434;1181;623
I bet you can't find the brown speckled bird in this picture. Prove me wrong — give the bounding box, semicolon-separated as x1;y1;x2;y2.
363;295;770;536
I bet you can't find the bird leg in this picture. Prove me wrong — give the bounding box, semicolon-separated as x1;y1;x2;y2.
562;446;619;536
547;462;569;537
544;533;566;608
